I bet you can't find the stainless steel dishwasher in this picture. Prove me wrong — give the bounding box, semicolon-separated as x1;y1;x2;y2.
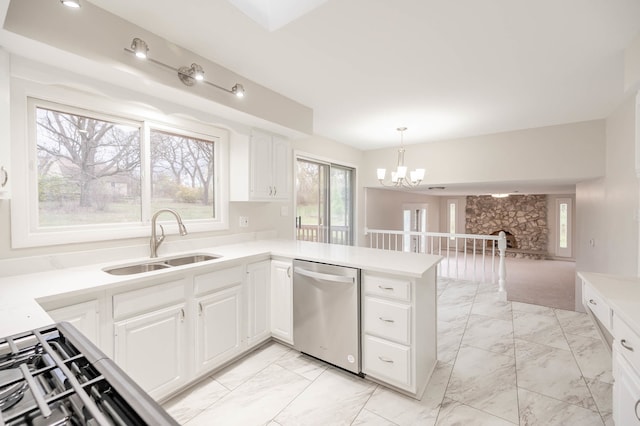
293;259;361;375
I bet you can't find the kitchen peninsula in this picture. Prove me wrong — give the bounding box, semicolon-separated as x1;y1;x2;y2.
0;239;441;400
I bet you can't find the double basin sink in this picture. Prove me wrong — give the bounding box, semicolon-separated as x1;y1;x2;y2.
104;253;221;275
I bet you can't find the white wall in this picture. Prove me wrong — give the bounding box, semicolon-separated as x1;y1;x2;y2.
362;120;606;189
364;188;441;233
575;94;639;310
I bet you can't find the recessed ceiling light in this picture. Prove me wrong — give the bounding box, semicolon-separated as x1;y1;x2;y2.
60;0;81;8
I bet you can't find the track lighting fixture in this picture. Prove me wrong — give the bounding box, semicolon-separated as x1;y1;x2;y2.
232;84;245;98
178;63;205;86
130;38;148;59
124;38;245;98
60;0;81;8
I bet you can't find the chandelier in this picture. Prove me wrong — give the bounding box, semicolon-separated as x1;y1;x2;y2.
377;127;425;188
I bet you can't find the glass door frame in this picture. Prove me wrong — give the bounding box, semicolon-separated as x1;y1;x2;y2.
293;151;358;246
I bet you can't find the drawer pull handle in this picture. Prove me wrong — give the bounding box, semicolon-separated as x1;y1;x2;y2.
621;339;634;352
379;317;395;323
635;399;640;420
588;299;597;306
378;285;394;291
378;356;394;364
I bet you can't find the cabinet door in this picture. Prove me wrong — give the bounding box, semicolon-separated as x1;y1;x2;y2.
246;260;271;347
47;300;101;349
271;137;291;200
270;260;293;344
614;350;640;425
249;131;273;199
195;285;243;374
114;304;187;400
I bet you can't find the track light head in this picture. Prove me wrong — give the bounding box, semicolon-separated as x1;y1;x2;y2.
60;0;80;8
131;38;148;59
232;84;245;98
191;63;205;81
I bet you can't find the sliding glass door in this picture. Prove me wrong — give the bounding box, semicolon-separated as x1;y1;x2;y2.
295;158;354;245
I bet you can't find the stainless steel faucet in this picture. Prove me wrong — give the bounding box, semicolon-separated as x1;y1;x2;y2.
150;208;188;258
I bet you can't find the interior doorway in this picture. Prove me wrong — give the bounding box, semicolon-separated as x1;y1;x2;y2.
402;203;428;253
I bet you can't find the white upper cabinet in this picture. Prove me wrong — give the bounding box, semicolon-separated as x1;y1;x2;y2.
0;49;10;199
230;130;291;201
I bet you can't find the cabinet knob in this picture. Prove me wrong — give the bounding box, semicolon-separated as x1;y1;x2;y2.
0;166;6;188
287;266;292;278
621;339;634;352
198;302;203;316
180;308;185;321
588;299;597;306
273;187;277;196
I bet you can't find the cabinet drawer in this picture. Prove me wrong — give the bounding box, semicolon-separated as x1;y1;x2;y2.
614;316;640;372
364;297;411;345
113;280;185;320
583;282;612;333
194;266;244;296
364;274;411;302
363;335;411;388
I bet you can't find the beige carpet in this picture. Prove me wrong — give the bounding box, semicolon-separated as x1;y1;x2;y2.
438;255;576;311
503;258;576;311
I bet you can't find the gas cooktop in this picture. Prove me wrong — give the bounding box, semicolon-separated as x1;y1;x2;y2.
0;322;178;426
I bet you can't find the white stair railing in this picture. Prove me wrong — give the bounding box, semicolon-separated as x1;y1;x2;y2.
365;228;507;291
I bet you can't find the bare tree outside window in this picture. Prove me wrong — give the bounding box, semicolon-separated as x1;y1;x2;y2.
36;107;141;226
150;130;215;219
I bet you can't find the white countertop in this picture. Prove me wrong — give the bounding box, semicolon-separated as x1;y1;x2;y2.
578;271;640;333
0;240;442;337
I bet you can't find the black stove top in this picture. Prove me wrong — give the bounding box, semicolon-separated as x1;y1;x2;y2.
0;323;178;426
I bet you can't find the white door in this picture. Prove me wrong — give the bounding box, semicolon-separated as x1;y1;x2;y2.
249;131;273;199
402;203;428;253
195;285;243;374
270;260;293;344
114;304;187;400
247;260;271;347
555;197;573;258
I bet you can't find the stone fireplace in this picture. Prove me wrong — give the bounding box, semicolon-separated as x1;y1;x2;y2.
466;195;548;258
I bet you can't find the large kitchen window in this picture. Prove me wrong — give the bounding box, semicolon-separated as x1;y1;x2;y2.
12;93;228;248
295;157;355;245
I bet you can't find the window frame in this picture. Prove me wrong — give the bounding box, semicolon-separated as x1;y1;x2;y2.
11;79;228;248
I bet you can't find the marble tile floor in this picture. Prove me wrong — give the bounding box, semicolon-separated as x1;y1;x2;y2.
162;277;613;425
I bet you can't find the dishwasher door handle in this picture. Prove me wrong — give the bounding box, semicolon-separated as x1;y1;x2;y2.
294;267;355;284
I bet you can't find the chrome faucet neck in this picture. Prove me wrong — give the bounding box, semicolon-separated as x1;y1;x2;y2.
150;208;188;258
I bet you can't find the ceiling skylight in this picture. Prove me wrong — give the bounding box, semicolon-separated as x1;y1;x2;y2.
227;0;328;31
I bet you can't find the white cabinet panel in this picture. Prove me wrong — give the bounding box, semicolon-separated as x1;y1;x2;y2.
613;350;640;425
363;335;411;388
364;297;411;345
114;304;187;400
247;260;271;347
195;285;243;374
47;299;101;348
270;259;293;344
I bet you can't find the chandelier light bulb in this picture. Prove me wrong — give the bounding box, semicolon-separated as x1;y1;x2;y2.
191;63;205;81
376;168;386;180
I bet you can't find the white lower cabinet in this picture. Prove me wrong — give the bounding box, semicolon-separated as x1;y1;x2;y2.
46;299;101;349
112;278;188;400
246;260;271;347
270;259;293;344
195;285;243;374
613;349;640;424
361;270;437;398
114;303;188;400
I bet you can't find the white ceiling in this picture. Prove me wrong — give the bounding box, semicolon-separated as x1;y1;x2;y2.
83;0;640;150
